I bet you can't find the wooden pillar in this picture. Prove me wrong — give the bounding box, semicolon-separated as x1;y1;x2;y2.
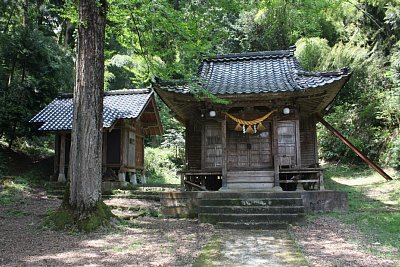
119;127;127;182
221;117;227;188
58;133;66;183
53;134;60;181
319;171;325;190
295;109;301;167
121;128;127;166
180;172;185;191
272;116;281;191
102;131;107;173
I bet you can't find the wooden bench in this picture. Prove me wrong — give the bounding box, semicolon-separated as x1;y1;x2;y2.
279;168;324;191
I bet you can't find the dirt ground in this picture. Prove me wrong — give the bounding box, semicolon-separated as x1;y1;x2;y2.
0;189;215;267
291;217;400;267
1;188;399;267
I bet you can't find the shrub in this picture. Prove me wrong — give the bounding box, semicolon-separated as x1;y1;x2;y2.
144;147;180;184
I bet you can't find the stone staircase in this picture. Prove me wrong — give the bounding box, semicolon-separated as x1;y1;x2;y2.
102;190;161;201
198;192;305;229
44;183;176;201
44;183;163;220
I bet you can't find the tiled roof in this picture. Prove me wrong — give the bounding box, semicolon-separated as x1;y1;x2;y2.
160;47;350;95
31;89;153;131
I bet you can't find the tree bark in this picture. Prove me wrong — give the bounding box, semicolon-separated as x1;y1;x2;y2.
69;0;107;220
22;0;29;26
7;122;17;149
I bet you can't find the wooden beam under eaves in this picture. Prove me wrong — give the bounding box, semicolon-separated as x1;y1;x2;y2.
317;115;393;181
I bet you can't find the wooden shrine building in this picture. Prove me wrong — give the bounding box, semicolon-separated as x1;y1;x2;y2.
156;47;351;191
31;89;162;187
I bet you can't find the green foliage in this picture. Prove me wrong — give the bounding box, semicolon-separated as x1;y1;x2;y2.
295;38;330;71
105;0;238;86
304;1;400;167
0;0;74;149
144;147;180;184
232;0;336;52
0;0;398;170
0;176;30;205
15;135;55;160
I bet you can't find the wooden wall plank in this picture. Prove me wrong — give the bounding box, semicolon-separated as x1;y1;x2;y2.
186;121;202;169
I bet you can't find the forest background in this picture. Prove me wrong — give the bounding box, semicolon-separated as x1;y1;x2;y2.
0;0;399;181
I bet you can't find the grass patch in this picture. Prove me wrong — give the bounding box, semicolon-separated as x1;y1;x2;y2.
129;239;145;250
0;176;31;205
3;209;30;218
0;156;52;207
277;249;309;266
192;235;224;267
322;164;400;258
111;239;145;253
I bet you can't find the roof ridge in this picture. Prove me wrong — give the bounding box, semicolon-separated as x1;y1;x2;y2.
295;67;351;77
105;88;152;96
58;88;152;98
206;46;296;62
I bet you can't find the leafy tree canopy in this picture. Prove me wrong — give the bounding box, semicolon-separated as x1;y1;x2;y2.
0;0;399;169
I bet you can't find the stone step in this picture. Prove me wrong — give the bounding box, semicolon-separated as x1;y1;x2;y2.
203;191;301;199
199;205;304;214
225;182;274;190
107;205;142;211
198;213;305;224
111;209;145;220
200;198;303;207
216;222;289;230
136;184;180;189
102;194;160;201
202;192;302;199
110;190;161;196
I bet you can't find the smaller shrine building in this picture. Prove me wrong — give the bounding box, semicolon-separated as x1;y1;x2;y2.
30;89;163;187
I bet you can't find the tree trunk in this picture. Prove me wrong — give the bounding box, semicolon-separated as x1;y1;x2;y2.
69;0;107;220
64;19;71;48
7;122;17;149
8;54;18;87
22;0;29;26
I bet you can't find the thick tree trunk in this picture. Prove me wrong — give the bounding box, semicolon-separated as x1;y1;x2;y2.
69;0;107;220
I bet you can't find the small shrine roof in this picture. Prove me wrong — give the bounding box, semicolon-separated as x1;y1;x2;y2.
30;89;154;131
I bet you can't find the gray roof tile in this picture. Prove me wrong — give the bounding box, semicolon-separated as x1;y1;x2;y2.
160;47;350;95
31;89;153;131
